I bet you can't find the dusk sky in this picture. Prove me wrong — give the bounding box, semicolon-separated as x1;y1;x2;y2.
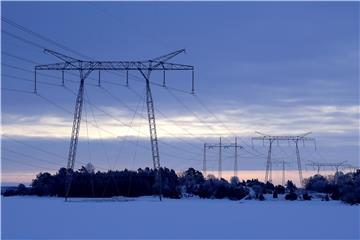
1;2;359;185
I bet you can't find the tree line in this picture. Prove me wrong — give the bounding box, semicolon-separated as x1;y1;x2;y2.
3;166;360;204
304;170;360;204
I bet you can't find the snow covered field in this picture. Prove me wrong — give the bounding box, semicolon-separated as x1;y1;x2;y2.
2;196;359;239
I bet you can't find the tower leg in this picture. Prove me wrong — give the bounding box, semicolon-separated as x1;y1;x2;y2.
219;137;222;179
65;73;85;201
234;137;238;178
145;74;162;201
265;140;272;183
270;160;273;183
282;161;285;186
203;143;207;177
295;141;303;186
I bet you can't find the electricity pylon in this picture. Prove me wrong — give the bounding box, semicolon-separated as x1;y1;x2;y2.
252;132;316;186
203;137;243;179
35;49;195;200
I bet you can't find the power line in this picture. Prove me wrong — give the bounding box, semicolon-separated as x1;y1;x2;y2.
2;62;100;88
167;89;221;135
2;51;40;64
168;88;270;161
3;52;198;145
1;87;34;94
100;87;203;151
193;94;267;158
2;29;45;50
1;16;225;176
1;85;263;165
125;86;207;144
1;51;104;85
84;88;115;171
3;147;63;168
3;73;62;87
109;88;147;170
41;84;202;164
2;156;59;171
3;136;65;160
4;135;105;169
2;18;191;95
2;16;92;59
61;84;203;160
83;88;202;157
2;94;199;172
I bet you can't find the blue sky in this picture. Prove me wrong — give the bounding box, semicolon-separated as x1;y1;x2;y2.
1;2;359;184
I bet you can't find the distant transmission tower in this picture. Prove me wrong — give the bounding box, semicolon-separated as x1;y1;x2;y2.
35;49;195;200
203;137;243;179
252;132;316;186
272;160;291;186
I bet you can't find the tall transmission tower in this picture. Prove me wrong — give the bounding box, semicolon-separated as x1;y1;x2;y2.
34;49;195;200
252;132;316;186
203;137;243;179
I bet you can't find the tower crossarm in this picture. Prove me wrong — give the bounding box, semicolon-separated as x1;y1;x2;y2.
306;161;347;168
35;61;193;71
206;144;243;149
252;136;315;141
44;48;81;63
150;49;186;63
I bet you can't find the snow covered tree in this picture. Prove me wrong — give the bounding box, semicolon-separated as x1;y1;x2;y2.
178;168;205;195
274;185;285;194
303;192;312;200
304;174;330;193
286;180;297;193
85;163;95;174
285;192;297;200
273;191;278;198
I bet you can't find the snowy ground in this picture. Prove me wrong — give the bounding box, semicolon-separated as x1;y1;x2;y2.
1;195;359;239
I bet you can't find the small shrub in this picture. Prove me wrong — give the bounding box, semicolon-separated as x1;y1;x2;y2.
2;189;17;197
259;194;265;201
330;188;340;200
304;174;330;193
264;182;275;194
285;192;297;201
286;180;297;193
303;192;312;200
274;185;285;194
228;186;248;200
17;184;28;195
273;191;278;198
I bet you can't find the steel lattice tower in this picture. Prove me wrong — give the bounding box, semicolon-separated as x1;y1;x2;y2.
35;49;195;200
252;132;316;186
203;137;243;179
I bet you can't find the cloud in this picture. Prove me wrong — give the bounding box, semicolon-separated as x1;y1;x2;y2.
205;48;359;107
2;104;358;143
